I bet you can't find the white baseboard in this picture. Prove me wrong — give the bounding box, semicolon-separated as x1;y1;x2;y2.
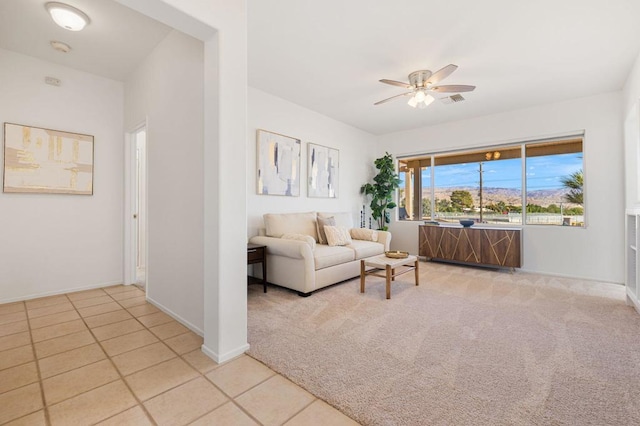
627;290;640;313
518;267;624;286
0;280;125;304
517;268;625;299
145;296;204;336
201;343;250;364
146;299;251;364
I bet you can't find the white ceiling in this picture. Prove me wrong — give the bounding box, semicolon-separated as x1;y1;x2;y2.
3;1;640;136
248;0;640;135
0;0;172;81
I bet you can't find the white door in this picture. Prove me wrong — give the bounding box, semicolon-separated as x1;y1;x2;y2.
125;125;147;290
134;128;147;288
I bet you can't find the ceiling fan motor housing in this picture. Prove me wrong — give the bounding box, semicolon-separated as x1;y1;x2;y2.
408;70;433;88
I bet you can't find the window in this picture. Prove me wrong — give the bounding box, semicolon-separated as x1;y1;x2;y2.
398;158;431;220
433;147;522;225
525;139;584;226
397;137;584;227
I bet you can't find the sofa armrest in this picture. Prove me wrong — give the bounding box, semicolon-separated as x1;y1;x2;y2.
349;228;391;251
377;231;392;251
349;228;392;251
249;235;314;260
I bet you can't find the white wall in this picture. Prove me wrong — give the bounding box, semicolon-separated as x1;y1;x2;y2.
119;0;249;364
124;31;205;332
623;51;640;208
624;52;640;120
0;49;124;303
378;92;624;284
248;88;377;236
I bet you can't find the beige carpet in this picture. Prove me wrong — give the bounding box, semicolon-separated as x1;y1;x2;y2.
247;261;640;426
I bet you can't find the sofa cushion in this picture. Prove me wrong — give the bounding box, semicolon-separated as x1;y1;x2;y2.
314;245;355;270
318;212;354;229
350;228;378;242
264;212;318;240
316;216;336;245
324;226;353;247
347;240;385;260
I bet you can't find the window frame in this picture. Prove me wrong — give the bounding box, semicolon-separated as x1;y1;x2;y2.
398;158;432;221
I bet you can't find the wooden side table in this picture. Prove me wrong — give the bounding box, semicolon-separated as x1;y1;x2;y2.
247;243;267;293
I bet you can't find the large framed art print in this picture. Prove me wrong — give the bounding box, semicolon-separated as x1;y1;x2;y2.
3;123;94;195
307;142;339;198
256;129;301;196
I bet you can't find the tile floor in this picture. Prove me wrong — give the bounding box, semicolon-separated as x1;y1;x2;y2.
0;285;358;425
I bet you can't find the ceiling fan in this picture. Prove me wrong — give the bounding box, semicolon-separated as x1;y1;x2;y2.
374;64;475;109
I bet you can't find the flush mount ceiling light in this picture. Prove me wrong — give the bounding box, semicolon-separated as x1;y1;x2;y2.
50;40;71;53
45;2;90;31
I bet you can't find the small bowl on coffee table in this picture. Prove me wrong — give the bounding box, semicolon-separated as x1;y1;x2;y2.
385;250;409;259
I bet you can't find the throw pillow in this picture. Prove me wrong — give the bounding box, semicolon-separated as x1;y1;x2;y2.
350;228;379;242
324;225;353;247
281;233;316;250
316;216;336;245
318;212;354;229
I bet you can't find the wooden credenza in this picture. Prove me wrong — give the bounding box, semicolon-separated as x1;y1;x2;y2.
419;225;522;269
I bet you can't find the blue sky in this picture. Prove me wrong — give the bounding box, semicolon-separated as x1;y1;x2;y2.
401;153;582;190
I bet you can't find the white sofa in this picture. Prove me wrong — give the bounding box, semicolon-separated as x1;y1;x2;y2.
249;212;391;296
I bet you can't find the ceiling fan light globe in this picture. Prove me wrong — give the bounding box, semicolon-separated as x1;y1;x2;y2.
414;90;426;102
417;101;428;109
407;97;418;108
424;94;435;106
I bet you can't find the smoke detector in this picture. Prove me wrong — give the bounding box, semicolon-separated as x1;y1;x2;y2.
50;40;71;53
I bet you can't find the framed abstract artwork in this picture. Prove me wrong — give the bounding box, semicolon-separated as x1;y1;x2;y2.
307;142;339;198
256;129;301;196
3;123;94;195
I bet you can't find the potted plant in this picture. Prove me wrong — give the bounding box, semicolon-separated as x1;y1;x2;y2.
361;152;401;231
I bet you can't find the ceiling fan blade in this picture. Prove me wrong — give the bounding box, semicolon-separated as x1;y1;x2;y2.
379;79;412;89
429;84;476;93
374;92;413;105
427;64;458;85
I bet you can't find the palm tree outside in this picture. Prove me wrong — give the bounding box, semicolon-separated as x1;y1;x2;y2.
560;170;583;205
